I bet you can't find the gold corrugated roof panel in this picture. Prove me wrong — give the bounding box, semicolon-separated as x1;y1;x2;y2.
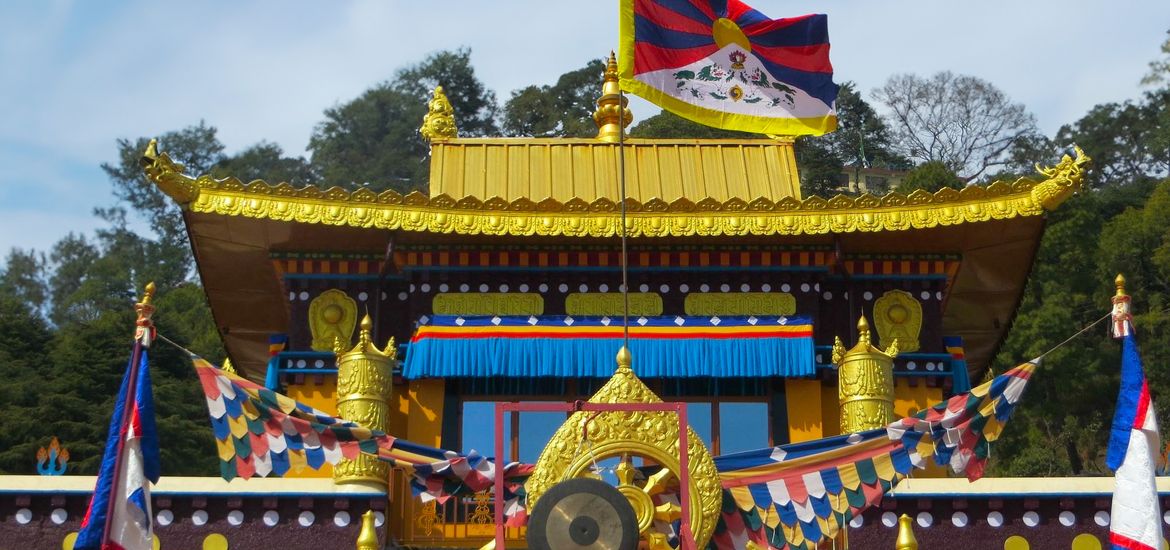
428;138;802;203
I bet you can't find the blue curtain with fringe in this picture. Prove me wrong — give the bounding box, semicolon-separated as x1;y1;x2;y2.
402;315;814;379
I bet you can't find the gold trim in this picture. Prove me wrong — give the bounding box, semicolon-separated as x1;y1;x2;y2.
142;144;1089;238
431;293;544;316
565;292;663;316
683;292;795;316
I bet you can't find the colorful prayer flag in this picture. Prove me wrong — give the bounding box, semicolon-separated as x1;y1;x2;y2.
1107;314;1163;550
76;350;160;550
618;0;839;135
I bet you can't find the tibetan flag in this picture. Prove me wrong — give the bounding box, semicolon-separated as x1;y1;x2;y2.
77;349;160;550
1107;324;1163;550
619;0;839;135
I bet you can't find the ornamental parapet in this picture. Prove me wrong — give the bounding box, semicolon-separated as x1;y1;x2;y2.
141;142;1089;238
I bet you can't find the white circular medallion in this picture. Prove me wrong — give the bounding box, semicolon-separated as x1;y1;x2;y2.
639;284;650;292
296;359;306;368
921;291;931;300
374;511;385;527
409;284;416;292
558;283;569;293
519;284;529;292
579;284;589;293
263;510;280;527
538;283;548;293
881;512;897;527
499;284;509;292
781;283;791;292
660;284;670;293
50;508;67;525
740;283;751;292
700;284;710;292
1022;511;1040;527
1059;510;1076;526
1164;510;1170;525
936;291;944;300
460;284;470;293
679;284;690;293
800;283;810;292
951;511;968;527
916;512;933;528
1094;510;1110;526
228;510;244;526
298;510;316;527
397;291;408;301
314;359;324;368
761;283;772;292
479;284;490;292
864;291;874;300
906;361;917;370
849;514;864;528
599;284;609;292
720;284;730;292
823;291;833;300
298;291;309;301
334;511;351;527
420;284;431;293
440;283;449;292
14;508;32;525
358;292;368;301
157;509;175;525
987;511;1003;527
288;292;296;302
192;510;209;526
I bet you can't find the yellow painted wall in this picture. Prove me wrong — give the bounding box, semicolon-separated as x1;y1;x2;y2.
406;379;446;448
820;383;841;439
785;378;823;443
284;375;338;478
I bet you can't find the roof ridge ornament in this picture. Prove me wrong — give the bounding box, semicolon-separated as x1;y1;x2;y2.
420;85;458;142
1030;144;1090;210
594;52;633;143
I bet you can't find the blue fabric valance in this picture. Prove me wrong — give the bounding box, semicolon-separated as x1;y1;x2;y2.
402;315;814;379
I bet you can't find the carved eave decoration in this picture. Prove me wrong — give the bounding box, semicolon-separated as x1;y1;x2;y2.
142;144;1089;238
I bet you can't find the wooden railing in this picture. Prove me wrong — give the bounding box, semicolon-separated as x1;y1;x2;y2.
389;472;526;548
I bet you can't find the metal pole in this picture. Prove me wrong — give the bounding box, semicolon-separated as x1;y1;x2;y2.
618;90;631;349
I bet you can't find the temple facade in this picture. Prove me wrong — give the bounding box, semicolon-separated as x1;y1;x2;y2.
1;59;1131;550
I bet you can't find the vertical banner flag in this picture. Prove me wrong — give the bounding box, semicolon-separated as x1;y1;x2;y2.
619;0;839;135
1107;286;1163;550
77;349;160;550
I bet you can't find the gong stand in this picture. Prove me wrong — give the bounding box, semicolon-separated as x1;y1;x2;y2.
493;401;695;550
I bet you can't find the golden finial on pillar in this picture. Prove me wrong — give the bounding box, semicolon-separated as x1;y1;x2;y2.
134;282;157;345
1112;273;1133;338
895;514;919;549
420;85;458;142
334;314;395;489
835;314;898;433
593;51;633;142
221;357;237;374
356;510;379;550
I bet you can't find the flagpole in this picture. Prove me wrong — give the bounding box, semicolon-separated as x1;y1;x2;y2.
101;282;156;546
618;89;630;349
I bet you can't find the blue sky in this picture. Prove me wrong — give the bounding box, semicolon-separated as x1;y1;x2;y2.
2;0;1168;258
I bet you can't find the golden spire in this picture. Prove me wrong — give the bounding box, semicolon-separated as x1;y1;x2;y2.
1115;273;1127;298
895;514;919;550
420;85;458;142
341;314;394;358
355;510;379;550
616;345;632;373
593;52;633;142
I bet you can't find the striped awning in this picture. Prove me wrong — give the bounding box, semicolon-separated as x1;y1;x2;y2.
402;315;814;379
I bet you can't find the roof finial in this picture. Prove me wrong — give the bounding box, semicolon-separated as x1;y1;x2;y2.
421;85;458;142
616;345;632;373
593;52;633;143
1115;273;1127;298
895;514;918;549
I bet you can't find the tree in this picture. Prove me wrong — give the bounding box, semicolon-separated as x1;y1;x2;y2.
502;58;606;138
213;141;316;185
1054;90;1170;188
874;71;1040;181
309;48;500;192
894;161;964;193
1142;29;1170;86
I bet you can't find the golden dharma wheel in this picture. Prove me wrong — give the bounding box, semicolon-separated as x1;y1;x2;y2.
525;348;722;549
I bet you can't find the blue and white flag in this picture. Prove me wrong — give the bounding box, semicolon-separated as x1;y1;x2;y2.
1107;302;1163;550
77;349;160;550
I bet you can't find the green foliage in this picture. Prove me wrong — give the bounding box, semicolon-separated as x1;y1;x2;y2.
1054;89;1170;188
309;48;499;192
895;161;964;193
212;141;315;185
629;109;754;139
503;58;605;138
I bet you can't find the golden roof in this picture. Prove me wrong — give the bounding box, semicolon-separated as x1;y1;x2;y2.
428;137;801;204
143;142;1088;239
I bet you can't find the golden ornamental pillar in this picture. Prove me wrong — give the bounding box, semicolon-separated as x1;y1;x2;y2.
593;51;633;143
334;314;395;489
833;315;899;434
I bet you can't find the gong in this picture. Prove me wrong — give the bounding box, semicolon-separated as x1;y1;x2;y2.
526;477;640;550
